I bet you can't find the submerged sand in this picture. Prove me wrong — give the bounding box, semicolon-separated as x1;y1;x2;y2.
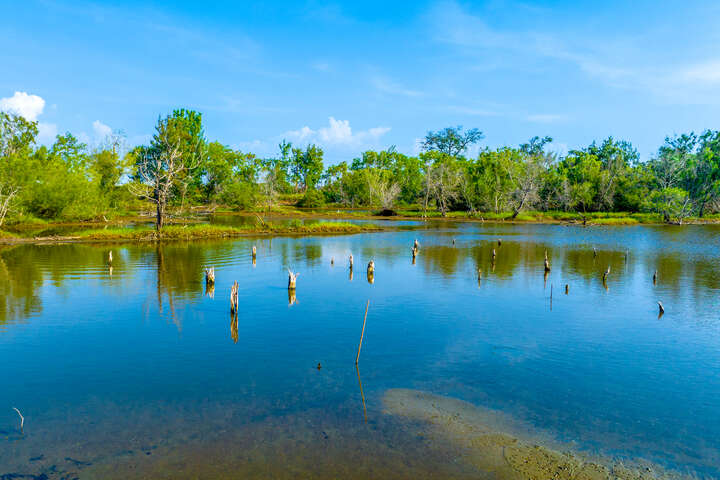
383;388;678;480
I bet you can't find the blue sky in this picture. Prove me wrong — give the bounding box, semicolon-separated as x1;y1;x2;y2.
1;0;719;163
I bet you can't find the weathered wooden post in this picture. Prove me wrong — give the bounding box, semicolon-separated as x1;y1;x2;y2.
413;239;419;250
593;247;597;258
565;284;569;294
252;245;257;258
658;301;664;316
492;248;496;259
602;265;610;283
477;268;482;280
331;257;334;266
367;260;375;274
544;250;551;272
411;246;418;259
230;281;239;314
452;238;456;245
205;267;215;285
108;251;113;265
653;270;657;285
288;269;299;290
349;254;354;269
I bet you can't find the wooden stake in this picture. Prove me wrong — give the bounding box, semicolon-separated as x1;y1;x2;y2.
565;284;569;294
367;260;375;274
658;301;665;314
349;254;354;269
355;300;370;365
653;270;657;285
252;245;257;258
108;251;113;264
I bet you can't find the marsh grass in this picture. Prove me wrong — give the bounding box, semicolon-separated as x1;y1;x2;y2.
73;221;381;241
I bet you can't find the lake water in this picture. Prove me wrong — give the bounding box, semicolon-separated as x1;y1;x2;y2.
2;221;720;479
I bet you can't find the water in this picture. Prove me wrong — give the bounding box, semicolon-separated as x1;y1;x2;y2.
2;221;720;478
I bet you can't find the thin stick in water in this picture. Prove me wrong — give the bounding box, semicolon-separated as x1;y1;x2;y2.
355;300;370;365
12;407;24;433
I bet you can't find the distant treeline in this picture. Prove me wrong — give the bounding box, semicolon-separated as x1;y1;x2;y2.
1;109;719;228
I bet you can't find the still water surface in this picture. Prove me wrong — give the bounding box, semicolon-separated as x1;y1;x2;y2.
1;221;720;478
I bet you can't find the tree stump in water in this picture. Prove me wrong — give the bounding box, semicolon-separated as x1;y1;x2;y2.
230;281;239;314
544;250;551;272
205;267;215;285
288;269;299;290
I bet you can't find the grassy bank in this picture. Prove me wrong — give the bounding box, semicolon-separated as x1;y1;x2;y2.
0;221;383;244
228;207;680;225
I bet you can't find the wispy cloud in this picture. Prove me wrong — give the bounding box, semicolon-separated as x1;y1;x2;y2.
371;76;423;97
430;0;720;104
526;113;567;123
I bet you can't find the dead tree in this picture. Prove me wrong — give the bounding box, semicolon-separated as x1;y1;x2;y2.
129;124;202;231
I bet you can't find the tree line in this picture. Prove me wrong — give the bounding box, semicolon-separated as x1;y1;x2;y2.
1;108;719;229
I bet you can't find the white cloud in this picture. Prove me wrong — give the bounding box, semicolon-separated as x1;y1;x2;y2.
284;117;390;147
92;120;112;140
318;117;353;143
0;91;46;121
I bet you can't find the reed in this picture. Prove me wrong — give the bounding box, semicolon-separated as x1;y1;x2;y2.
355;300;370;365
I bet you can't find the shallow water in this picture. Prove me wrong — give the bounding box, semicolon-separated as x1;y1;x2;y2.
2;222;720;478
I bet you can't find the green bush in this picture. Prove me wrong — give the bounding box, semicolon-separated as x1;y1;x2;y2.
297;189;325;208
218;181;256;210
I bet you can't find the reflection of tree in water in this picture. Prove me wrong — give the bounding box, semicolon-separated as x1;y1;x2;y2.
150;243;209;331
0;246;43;325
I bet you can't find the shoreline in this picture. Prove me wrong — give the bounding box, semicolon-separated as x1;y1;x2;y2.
0;222;386;246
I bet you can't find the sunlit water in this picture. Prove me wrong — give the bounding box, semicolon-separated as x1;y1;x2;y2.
2;221;720;478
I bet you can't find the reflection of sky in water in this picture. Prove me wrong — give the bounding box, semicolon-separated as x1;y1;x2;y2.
2;222;720;477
